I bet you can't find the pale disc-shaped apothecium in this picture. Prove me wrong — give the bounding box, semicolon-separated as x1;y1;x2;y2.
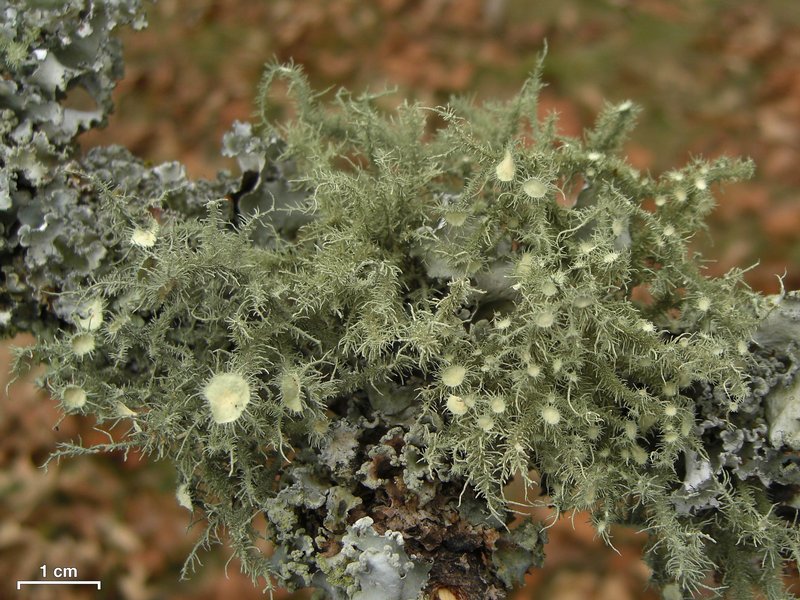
130;220;159;248
446;394;468;415
490;396;506;414
279;372;304;413
541;405;561;425
522;177;547;198
74;298;104;331
204;372;251;424
477;415;495;432
63;385;87;409
444;211;469;227
71;333;95;357
176;483;192;510
442;365;467;387
495;149;516;182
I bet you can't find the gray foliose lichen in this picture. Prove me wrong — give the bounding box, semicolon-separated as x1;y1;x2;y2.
0;1;240;335
1;0;138;332
265;391;545;599
676;292;800;516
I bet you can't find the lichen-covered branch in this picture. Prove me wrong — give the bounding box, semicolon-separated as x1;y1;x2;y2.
3;3;800;600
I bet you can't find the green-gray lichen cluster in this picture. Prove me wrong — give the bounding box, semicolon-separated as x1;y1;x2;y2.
5;4;800;600
0;0;236;335
1;0;142;330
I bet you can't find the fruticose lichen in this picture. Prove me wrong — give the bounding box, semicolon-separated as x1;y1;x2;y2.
5;4;800;600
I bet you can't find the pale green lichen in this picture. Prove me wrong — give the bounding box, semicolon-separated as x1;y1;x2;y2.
6;11;800;600
61;384;87;410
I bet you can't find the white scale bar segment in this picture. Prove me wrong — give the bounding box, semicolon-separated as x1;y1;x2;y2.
17;580;102;589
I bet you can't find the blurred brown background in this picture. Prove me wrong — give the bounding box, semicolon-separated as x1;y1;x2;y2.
3;0;800;598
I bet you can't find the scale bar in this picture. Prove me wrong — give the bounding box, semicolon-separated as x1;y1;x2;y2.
17;581;102;590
